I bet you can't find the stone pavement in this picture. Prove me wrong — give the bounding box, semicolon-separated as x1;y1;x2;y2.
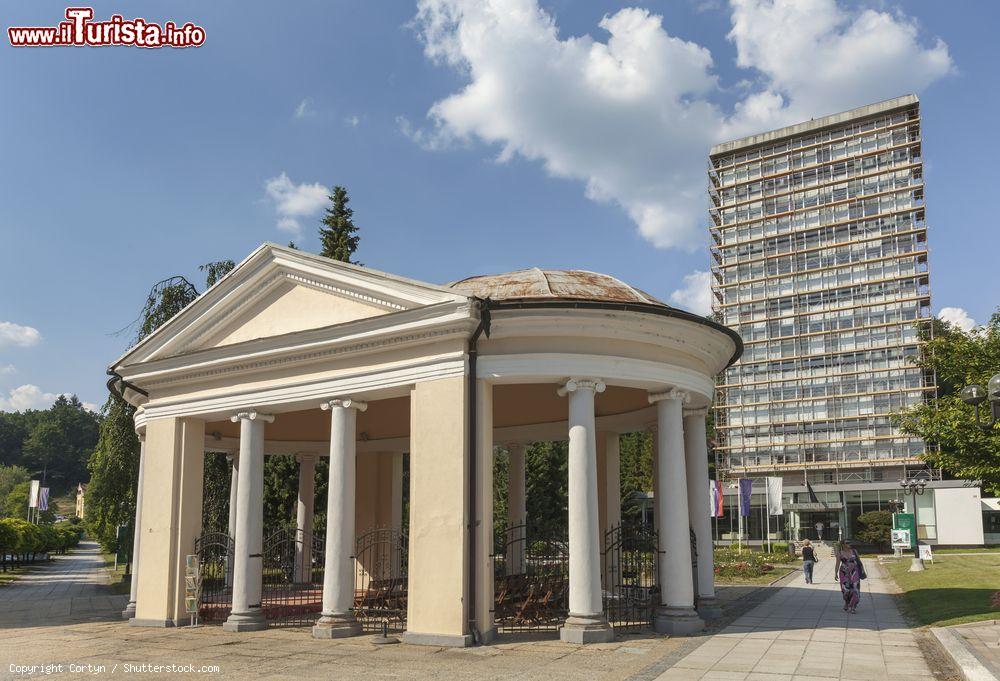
0;540;128;628
652;555;935;681
939;621;1000;680
0;544;947;680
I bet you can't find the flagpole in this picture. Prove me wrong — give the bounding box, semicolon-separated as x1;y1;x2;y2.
765;480;771;553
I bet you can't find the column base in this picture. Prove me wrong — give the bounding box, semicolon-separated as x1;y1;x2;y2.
121;601;136;620
477;627;497;645
223;610;267;632
654;606;704;636
312;614;362;639
559;614;615;644
696;596;723;620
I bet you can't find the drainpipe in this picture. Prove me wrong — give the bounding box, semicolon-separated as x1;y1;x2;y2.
106;368;149;401
466;298;492;644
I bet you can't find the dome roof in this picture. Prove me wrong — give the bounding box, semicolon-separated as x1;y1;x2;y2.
447;268;671;307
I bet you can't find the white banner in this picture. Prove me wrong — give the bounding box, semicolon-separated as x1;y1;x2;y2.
28;480;40;509
766;477;783;515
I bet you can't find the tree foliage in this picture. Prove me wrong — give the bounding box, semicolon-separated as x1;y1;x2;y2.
319;186;361;264
855;510;892;549
86;272;207;551
896;311;1000;493
0;397;98;492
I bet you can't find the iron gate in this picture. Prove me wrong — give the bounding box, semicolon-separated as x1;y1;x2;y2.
260;527;325;628
354;527;408;633
602;522;659;631
195;532;234;624
493;523;569;633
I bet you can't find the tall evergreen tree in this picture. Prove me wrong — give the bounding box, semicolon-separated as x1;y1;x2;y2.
318;186;361;264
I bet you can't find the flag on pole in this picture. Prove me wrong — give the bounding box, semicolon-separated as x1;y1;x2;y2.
738;478;753;517
39;487;50;512
28;480;40;509
709;480;724;517
766;477;783;515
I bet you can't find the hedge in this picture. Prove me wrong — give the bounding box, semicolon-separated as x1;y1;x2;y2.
0;518;82;572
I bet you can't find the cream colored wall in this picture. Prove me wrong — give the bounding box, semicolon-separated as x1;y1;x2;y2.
134;417;205;625
406;376;469;639
474;380;494;638
210;281;390;348
480;333;718;378
148;337;469;404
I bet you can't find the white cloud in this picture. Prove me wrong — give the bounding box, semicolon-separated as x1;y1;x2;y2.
938;307;977;332
264;172;329;238
408;0;951;250
670;270;714;316
725;0;953;134
0;364;15;375
0;385;63;412
345;114;360;128
0;321;41;348
294;98;315;119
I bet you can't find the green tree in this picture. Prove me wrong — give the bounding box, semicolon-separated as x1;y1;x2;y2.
856;510;893;550
199;259;236;288
897;310;1000;493
85;395;140;551
3;481;32;519
86;276;201;551
319;186;361;263
525;441;568;538
0;464;29;510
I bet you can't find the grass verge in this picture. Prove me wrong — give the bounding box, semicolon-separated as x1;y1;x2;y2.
101;552;132;594
884;554;1000;627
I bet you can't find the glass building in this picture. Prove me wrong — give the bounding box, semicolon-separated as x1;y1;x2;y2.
705;95;985;545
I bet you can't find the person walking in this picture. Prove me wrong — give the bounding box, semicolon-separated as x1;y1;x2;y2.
815;521;824;540
834;540;866;613
801;539;817;584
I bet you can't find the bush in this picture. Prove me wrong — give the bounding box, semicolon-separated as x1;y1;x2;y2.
857;510;893;550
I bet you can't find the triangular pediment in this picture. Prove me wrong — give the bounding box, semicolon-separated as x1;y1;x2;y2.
114;243;469;366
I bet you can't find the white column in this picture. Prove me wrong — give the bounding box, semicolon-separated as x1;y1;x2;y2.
225;453;238;589
651;426;660;531
558;378;614;644
650;390;704;635
223;411;272;633
313;398;365;639
390;452;403;536
294;453;317;584
122;433;146;619
506;442;527;575
684;408;721;619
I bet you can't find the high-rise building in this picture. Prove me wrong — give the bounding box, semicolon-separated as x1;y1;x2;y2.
707;95;984;546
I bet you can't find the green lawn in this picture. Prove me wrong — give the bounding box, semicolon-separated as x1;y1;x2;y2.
885;554;1000;627
101;552;132;594
930;546;1000;554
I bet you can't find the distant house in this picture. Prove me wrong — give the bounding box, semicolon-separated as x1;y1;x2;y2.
75;483;86;519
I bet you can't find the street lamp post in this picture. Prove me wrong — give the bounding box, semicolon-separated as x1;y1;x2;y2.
959;373;1000;431
899;478;927;572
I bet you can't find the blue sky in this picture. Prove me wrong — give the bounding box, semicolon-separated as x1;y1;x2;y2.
0;0;997;411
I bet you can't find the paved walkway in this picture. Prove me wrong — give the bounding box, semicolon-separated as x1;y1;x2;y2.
0;540;127;628
653;557;934;681
943;621;1000;679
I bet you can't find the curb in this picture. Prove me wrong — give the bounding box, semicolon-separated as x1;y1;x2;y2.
931;627;998;681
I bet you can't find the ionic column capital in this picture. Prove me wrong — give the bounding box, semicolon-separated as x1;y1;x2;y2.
296;452;318;465
230;410;275;423
648;388;690;405
683;407;709;418
321;398;368;412
557;378;606;397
